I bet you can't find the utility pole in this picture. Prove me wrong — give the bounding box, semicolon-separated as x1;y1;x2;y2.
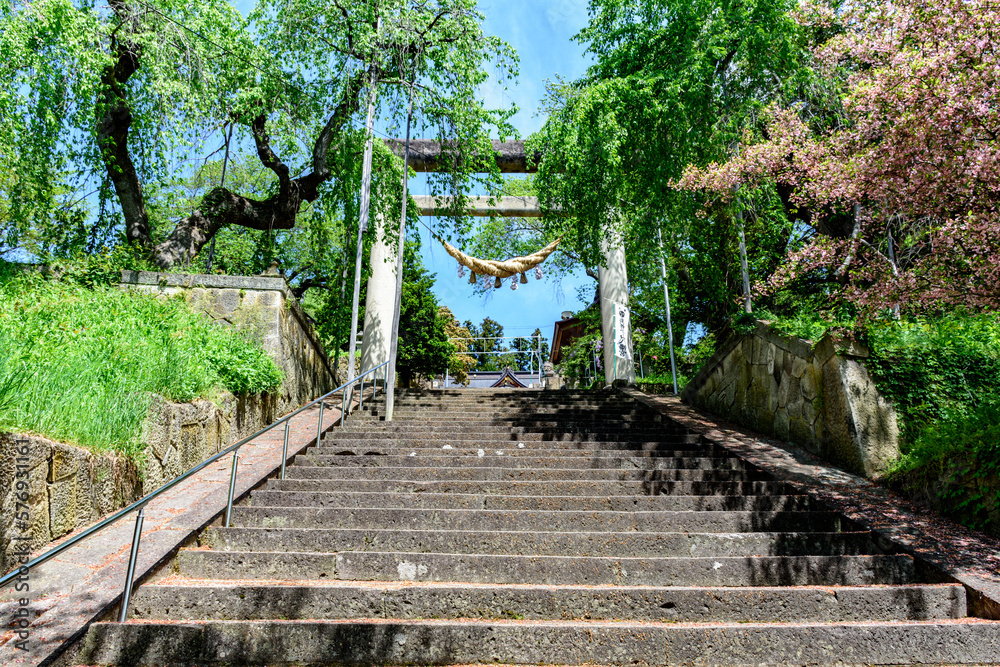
658;226;679;394
346;41;380;406
385;78;415;422
732;147;752;315
537;334;542;387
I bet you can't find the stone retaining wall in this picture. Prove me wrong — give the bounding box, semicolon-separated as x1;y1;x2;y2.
120;271;338;414
0;393;273;573
1;272;336;575
681;322;899;478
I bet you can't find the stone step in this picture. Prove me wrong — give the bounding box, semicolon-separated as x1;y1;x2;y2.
391;393;634;402
373;403;646;413
311;443;721;457
176;550;918;586
228;507;848;533
204;526;879;557
127;581;966;622
358;411;664;421
265;478;795;497
247;490;818;512
292;453;748;471
341;419;680;431
82;387;984;667
282;465;763;482
394;397;623;403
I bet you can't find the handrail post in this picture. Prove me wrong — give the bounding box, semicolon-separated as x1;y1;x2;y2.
280;420;290;480
224;452;240;528
316;399;325;446
118;507;145;622
342;389;348;428
360;377;365;411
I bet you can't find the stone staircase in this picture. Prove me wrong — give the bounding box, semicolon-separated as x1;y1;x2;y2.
80;389;1000;665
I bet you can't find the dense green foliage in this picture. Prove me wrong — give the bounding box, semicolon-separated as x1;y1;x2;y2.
885;397;1000;533
0;0;518;372
395;242;454;387
0;263;282;458
865;315;1000;455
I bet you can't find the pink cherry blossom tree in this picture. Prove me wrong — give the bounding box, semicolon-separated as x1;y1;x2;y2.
678;0;1000;317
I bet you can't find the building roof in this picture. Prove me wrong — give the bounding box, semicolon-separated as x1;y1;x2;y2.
444;369;538;389
490;368;528;388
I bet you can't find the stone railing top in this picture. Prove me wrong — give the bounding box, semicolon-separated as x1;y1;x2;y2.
120;270;292;296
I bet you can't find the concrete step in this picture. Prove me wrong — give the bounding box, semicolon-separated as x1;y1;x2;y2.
128;581;966;622
78;618;1000;667
265;478;796;496
311;443;721;456
361;411;665;421
176;550;918;586
204;526;879;557
334;423;694;436
327;430;701;442
283;465;763;482
292;453;748;470
81;388;985;667
391;392;634;402
228;507;849;533
247;490;818;512
340;419;682;431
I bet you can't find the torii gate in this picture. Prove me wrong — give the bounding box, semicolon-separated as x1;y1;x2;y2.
362;140;634;385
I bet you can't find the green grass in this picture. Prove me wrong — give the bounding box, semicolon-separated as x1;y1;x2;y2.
0;262;283;459
749;308;855;342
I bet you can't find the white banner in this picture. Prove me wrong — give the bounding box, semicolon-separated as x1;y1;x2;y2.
613;301;632;360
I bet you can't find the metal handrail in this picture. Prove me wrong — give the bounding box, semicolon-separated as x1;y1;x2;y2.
0;360;390;620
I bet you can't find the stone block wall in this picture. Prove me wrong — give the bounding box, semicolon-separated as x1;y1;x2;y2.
120;271;338;414
681;322;900;478
0;432;139;575
140;392;274;491
0;392;274;574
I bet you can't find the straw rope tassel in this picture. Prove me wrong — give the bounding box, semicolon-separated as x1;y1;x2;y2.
438;235;563;279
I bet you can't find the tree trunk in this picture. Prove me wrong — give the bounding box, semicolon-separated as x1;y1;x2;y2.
96;26;150;247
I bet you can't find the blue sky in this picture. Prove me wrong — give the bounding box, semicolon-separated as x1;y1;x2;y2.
417;0;595;340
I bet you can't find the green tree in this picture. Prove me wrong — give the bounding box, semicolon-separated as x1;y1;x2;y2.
1;0;517;268
438;306;477;385
396;241;453;387
465;317;505;371
514;0;815;339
